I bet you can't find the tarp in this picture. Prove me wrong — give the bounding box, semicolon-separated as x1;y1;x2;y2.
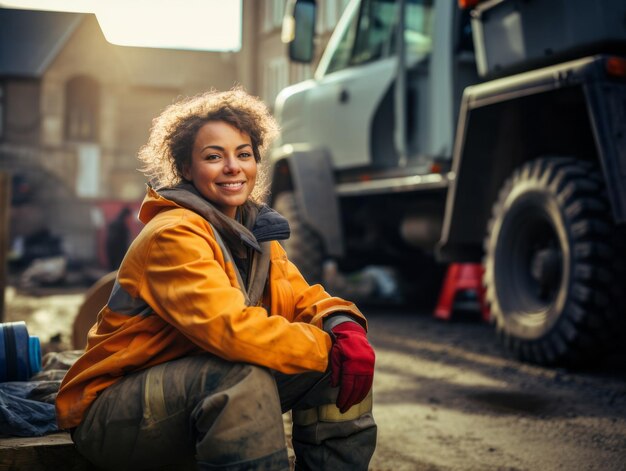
0;350;81;437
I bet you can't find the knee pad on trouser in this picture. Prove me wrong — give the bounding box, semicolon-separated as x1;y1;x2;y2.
290;392;377;470
292;391;373;429
194;364;289;469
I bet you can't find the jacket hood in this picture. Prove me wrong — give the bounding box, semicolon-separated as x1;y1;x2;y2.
139;184;290;256
138;185;179;223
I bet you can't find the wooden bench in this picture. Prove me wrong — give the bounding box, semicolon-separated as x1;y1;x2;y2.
0;434;198;470
0;433;94;471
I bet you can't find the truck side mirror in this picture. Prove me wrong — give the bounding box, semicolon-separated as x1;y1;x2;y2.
282;0;316;63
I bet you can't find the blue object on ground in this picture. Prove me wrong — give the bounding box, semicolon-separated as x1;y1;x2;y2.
0;321;42;382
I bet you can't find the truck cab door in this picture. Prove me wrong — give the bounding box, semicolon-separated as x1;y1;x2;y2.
309;0;434;170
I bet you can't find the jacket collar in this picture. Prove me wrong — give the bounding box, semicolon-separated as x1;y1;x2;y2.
140;183;290;256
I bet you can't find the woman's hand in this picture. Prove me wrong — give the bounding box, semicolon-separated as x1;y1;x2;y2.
330;322;375;413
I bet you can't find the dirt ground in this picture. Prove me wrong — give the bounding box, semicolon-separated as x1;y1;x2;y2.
366;308;626;471
4;285;626;470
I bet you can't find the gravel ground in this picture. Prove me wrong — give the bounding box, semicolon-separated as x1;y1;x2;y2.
4;286;626;470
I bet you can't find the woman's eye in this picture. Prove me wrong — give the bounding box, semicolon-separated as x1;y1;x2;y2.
205;154;221;161
239;152;252;159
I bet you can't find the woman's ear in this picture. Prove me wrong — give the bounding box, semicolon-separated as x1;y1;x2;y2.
181;164;191;181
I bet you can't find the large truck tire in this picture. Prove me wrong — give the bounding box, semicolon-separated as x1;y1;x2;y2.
273;192;325;284
483;157;619;365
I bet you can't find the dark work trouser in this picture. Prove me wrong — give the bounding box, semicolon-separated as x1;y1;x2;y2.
72;353;376;470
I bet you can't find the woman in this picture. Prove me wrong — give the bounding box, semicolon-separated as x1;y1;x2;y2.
56;88;377;470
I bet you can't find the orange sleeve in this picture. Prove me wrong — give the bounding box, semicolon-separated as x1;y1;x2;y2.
269;242;367;330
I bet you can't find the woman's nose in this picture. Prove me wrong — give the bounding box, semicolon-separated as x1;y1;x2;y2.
223;156;241;174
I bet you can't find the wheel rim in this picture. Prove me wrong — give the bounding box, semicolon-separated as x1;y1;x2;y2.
494;191;569;337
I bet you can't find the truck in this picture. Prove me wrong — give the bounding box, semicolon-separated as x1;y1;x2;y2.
269;0;626;366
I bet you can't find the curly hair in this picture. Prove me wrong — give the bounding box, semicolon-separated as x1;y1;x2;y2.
138;87;279;202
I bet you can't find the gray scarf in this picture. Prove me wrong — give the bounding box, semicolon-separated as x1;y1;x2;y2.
157;182;289;259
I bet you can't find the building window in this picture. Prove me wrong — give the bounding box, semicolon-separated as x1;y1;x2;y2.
317;0;352;34
65;75;99;142
291;63;313;84
76;143;101;198
263;57;289;108
263;0;286;32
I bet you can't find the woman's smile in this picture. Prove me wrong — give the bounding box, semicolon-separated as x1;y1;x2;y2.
217;181;247;190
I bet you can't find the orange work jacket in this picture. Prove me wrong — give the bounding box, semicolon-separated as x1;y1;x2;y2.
56;187;365;429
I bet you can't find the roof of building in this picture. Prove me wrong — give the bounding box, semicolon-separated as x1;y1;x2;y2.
0;8;83;77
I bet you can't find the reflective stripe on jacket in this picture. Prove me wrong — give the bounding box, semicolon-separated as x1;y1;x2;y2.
56;187;365;429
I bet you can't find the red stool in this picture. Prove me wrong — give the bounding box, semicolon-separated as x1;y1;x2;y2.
434;263;490;322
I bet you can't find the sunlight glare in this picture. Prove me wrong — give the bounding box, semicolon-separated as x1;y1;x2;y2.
0;0;242;51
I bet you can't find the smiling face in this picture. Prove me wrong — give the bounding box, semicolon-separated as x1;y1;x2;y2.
183;120;257;218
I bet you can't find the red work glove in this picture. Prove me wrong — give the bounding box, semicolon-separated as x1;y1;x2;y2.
330;322;375;413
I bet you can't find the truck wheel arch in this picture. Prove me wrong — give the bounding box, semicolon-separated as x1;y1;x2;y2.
441;84;601;262
269;145;344;258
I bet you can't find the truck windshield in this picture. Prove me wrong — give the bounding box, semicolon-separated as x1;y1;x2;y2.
326;0;433;75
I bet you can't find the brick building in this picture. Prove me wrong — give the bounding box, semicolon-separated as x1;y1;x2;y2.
0;1;348;266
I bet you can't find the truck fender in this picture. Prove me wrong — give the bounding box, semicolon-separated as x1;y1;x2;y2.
269;145;344;257
439;59;625;263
